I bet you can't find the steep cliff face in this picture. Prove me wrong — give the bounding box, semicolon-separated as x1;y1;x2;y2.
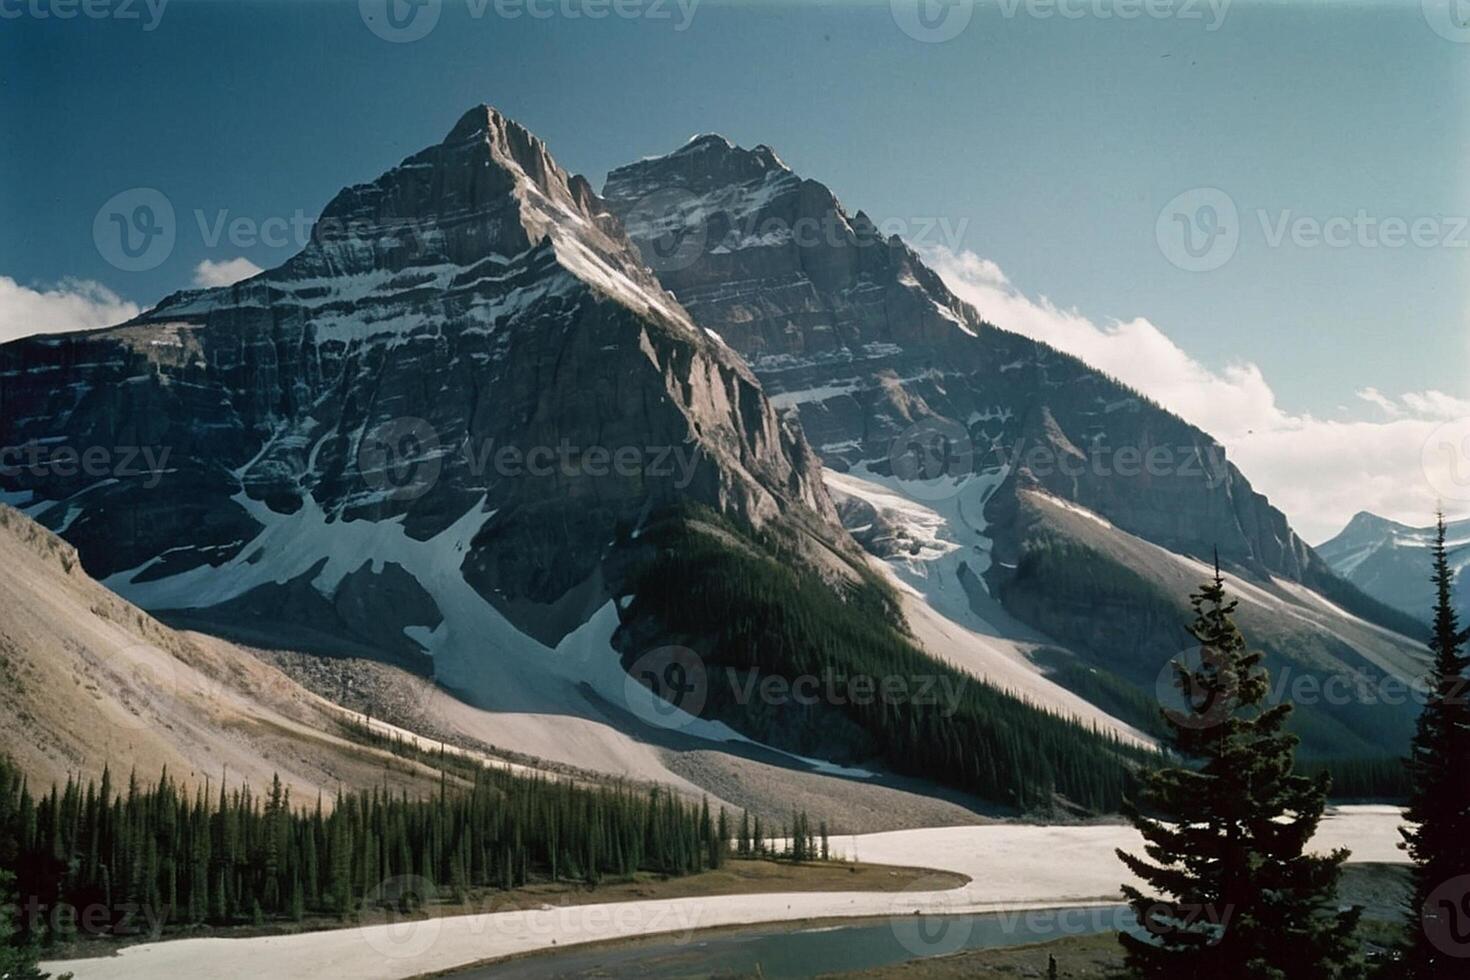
602;135;1379;600
603;135;1426;758
0;106;843;652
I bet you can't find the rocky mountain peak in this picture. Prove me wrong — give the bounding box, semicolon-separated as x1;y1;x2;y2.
303;104;598;271
1336;510;1407;539
671;133;788;171
603;132;970;365
606;132;795;204
600;137;1377;598
140;104;687;334
0;105;847;654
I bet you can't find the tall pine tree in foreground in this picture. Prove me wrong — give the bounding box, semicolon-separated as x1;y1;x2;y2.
1399;512;1470;979
1116;560;1361;979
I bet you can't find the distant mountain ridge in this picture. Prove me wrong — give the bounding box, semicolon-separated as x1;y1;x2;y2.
1319;510;1470;625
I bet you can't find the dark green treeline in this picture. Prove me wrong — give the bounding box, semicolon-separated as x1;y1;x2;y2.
625;510;1152;813
0;755;739;944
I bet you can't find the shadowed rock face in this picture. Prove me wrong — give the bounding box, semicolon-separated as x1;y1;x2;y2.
0;106;843;649
603;136;1324;585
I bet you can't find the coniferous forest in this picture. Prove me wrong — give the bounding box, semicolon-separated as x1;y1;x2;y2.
0;753;759;953
623;509;1155;813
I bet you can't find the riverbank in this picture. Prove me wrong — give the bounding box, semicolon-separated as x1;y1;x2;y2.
444;863;1411;979
43;807;1405;980
39;859;968;963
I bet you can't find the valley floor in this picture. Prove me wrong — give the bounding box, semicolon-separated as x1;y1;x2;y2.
43;806;1404;980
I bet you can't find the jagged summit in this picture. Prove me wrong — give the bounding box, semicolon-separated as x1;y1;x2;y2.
139;104;688;334
0;107;841;646
607;132;793;203
680;132;734;150
438;102;567;199
600;132;1428;641
445;102;519;139
308;103;590;259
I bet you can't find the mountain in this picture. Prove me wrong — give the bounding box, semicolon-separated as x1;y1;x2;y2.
0;106;1147;816
2;107;838;649
0;503;476;800
603;134;1428;757
1319;511;1470;624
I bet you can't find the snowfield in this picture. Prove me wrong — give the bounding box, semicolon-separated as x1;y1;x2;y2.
44;806;1404;980
824;469;1154;749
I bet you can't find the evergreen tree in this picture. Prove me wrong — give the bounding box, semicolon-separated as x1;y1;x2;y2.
1399;512;1470;978
1115;561;1361;979
0;867;45;979
714;808;729;869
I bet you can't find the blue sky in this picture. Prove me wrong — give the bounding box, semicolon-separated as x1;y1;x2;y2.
2;0;1467;538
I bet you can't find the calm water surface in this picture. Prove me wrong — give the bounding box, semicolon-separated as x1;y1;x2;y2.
456;905;1141;979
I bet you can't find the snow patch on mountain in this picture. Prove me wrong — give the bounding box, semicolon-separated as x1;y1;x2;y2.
825;465;1006;632
103;488;869;779
820;467;1151;746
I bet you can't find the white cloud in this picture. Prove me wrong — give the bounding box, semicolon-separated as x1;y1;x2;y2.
1399;389;1470;421
0;277;139;344
1355;387;1402;418
192;257;263;288
922;245;1468;543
